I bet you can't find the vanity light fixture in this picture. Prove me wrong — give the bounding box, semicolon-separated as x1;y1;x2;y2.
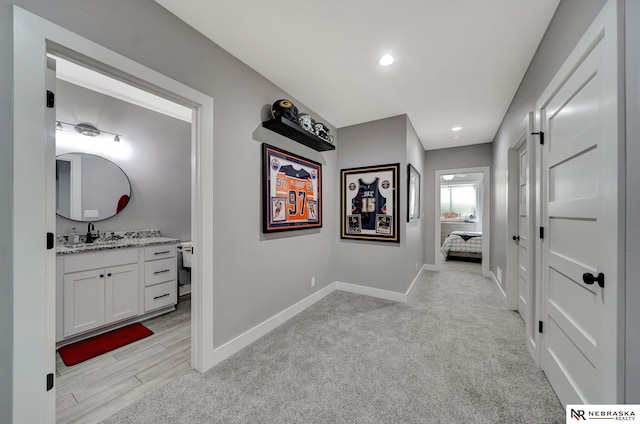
379;54;395;66
56;121;122;143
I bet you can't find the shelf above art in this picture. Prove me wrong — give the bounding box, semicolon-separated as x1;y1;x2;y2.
262;116;336;152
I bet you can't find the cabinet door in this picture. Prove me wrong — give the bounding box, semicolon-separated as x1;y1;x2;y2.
105;263;139;324
63;269;105;337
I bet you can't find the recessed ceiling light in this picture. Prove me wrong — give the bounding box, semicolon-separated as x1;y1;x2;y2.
451;126;462;132
379;54;395;66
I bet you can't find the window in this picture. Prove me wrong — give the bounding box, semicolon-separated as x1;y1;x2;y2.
441;183;477;219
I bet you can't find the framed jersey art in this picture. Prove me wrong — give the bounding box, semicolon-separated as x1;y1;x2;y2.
341;163;399;242
262;144;322;232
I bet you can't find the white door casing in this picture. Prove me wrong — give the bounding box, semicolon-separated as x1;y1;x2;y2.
434;166;491;277
13;7;214;423
507;113;539;366
537;0;621;404
45;61;57;419
517;141;530;323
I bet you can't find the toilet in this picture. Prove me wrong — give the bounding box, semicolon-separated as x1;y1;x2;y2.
177;241;192;296
178;241;193;269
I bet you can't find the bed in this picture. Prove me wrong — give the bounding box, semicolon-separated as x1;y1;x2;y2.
440;231;483;262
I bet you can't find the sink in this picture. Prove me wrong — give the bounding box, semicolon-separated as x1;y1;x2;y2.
65;240;123;248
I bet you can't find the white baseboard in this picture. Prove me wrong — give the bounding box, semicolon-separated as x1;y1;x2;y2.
207;282;336;369
490;271;507;303
404;265;427;298
423;264;441;272
335;281;407;303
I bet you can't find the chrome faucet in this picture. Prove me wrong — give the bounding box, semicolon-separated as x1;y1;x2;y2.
85;222;100;243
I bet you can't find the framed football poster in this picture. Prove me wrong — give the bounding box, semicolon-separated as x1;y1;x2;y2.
407;163;421;222
262;144;322;233
341;163;399;242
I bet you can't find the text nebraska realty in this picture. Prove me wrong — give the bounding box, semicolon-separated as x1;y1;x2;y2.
576;409;636;420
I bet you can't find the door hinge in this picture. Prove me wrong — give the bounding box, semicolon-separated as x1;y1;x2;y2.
538;321;544;334
539;227;545;239
46;90;55;108
46;373;54;391
47;232;55;250
531;131;544;145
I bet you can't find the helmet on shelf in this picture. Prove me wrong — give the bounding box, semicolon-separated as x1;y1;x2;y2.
271;99;299;123
314;122;332;142
297;113;315;133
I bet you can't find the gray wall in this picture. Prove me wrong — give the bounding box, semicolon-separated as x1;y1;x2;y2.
424;143;493;264
334;115;424;293
55;79;192;241
0;1;338;416
405;119;426;285
625;0;639;403
490;0;607;294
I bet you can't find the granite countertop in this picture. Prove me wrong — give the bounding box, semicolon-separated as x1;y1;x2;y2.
55;229;180;256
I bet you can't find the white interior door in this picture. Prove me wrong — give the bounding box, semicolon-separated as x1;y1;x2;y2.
45;60;57;421
517;142;529;322
537;0;620;404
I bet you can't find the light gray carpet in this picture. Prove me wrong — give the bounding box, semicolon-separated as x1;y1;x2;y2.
101;262;563;423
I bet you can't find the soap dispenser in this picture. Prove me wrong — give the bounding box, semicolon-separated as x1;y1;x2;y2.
68;227;80;244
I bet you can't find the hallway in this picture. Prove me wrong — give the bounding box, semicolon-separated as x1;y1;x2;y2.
101;263;562;423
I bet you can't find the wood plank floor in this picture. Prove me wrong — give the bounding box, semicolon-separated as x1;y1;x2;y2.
55;295;192;424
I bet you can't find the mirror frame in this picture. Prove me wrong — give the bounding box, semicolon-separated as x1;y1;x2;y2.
55;152;132;222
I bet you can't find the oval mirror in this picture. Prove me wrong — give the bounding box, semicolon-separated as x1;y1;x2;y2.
56;153;132;222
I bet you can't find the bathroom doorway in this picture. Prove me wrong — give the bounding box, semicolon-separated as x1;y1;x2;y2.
13;8;214;423
51;56;196;423
434;166;491;277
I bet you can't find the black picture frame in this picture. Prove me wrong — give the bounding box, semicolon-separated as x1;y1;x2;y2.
340;163;400;243
407;163;421;222
262;144;322;233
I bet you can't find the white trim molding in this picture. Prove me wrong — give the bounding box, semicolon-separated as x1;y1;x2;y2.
490;271;507;306
13;7;214;422
336;282;408;303
434;166;491;278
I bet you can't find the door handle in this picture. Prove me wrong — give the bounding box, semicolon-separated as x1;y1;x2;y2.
513;235;520;241
582;272;605;288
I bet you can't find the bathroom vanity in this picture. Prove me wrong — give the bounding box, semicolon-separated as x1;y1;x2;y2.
55;230;179;344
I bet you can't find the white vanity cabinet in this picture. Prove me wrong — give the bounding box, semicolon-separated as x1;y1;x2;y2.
62;269;106;336
56;242;178;343
143;244;178;312
104;263;140;324
63;262;139;337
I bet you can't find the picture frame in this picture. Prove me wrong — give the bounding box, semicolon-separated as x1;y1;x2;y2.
341;163;399;242
407;163;421;222
262;144;322;233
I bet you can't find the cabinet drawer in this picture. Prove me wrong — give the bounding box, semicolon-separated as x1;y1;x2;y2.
144;257;176;287
144;244;176;261
144;280;177;312
64;248;138;274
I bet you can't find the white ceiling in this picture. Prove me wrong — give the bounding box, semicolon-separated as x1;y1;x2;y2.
53;56;192;123
154;0;559;151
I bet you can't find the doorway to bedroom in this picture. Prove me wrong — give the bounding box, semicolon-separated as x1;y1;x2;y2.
434;167;490;277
